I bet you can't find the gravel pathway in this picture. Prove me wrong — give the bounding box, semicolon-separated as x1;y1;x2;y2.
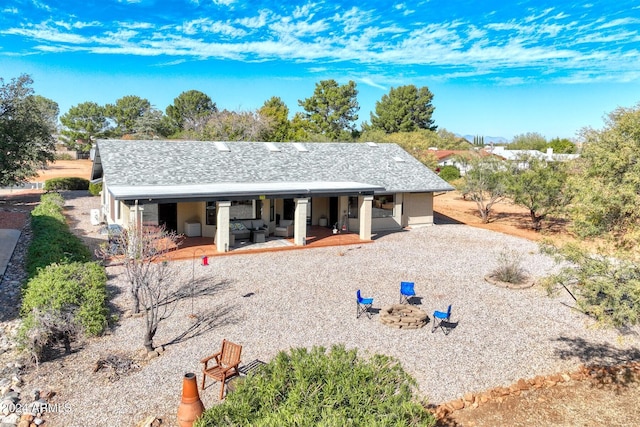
14;193;640;426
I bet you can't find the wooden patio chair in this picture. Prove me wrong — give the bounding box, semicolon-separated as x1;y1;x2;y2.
200;339;243;400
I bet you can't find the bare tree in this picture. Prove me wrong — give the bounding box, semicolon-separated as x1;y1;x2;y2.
201;109;272;141
98;224;182;352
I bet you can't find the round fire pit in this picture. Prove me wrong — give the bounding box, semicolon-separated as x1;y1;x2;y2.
379;304;428;329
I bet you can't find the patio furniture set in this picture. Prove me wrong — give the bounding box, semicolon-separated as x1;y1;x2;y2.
216;219;293;248
357;281;454;334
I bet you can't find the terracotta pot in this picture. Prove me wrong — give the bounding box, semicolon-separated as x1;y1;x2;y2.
177;372;205;427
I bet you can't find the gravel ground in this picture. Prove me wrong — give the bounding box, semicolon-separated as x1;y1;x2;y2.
19;192;640;426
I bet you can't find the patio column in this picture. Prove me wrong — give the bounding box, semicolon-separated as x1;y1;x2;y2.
359;195;373;241
131;200;143;229
261;198;271;234
293;198;309;246
216;201;231;253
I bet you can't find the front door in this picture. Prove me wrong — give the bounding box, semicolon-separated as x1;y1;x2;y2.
329;197;339;229
158;203;177;232
283;199;295;221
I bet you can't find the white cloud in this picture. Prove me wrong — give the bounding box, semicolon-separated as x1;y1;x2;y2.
597;17;640;29
524;7;555;23
213;0;236;7
332;7;376;34
466;25;486;40
393;2;414;16
492;76;527;85
31;1;51;12
270;16;329;39
119;21;154;30
2;3;637;86
293;3;316;20
575;31;637;44
154;59;187;66
236;10;270;29
179;18;247;38
33;44;74;53
54;20;72;30
358;77;386;90
3;7;18;14
2;23;89;45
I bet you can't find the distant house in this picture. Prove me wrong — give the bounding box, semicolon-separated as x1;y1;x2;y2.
485;146;580;163
91;140;454;252
431;149;496;176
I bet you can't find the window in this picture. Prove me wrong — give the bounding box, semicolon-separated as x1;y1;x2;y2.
373;195;394;218
206;202;216;226
142;204;158;225
348;197;358;219
230;200;258;220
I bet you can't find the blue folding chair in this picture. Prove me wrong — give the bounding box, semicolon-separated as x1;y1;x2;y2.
399;281;416;304
432;304;453;335
356;290;374;319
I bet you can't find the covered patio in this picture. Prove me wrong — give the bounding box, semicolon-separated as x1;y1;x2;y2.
163;225;372;262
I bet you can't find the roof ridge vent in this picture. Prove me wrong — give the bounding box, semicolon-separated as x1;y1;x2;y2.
264;142;281;152
366;141;378;147
292;142;308;152
214;141;230;152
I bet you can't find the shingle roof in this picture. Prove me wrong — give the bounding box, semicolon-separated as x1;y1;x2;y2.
94;140;453;199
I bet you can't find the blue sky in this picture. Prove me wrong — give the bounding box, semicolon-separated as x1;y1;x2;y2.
1;0;639;140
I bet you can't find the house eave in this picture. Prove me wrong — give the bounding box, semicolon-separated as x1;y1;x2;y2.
109;181;386;204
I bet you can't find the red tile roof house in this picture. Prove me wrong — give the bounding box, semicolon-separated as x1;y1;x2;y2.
91;140;454;253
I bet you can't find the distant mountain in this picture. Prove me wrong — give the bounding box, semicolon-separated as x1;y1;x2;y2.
460;135;509;145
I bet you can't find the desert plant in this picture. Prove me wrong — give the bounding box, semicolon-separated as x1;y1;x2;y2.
489;248;528;284
540;242;640;327
20;307;81;363
19;262;108;361
195;344;435;427
458;156;508;223
44;177;89;191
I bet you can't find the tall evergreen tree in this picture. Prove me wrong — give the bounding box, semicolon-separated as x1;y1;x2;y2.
370;85;436;133
259;96;290;141
60;102;110;151
165;90;216;132
298;79;359;141
106;95;151;137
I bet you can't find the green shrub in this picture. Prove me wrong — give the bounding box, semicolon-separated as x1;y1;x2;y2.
195;345;435;427
19;262;108;360
44;177;89;191
438;165;461;183
88;182;102;196
54;153;74;161
27;193;92;277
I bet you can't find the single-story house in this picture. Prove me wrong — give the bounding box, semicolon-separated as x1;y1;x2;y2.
485;146;580;163
431;149;496;176
91;140;454;252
